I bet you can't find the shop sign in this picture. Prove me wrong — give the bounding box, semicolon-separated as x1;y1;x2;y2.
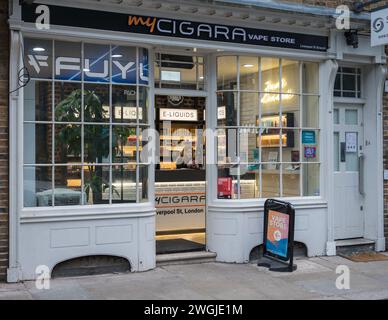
22;3;328;52
167;95;184;106
302;130;316;144
345;132;357;153
217;106;226;120
217;177;232;199
371;7;388;47
304;146;316;158
258;199;297;272
114;107;142;120
160;108;198;121
155;192;205;232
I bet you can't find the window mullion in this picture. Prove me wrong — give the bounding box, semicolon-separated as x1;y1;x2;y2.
109;44;113;205
81;41;85;205
51;39;55;207
279;58;283;197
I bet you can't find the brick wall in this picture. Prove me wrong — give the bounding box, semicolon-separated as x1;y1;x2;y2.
0;0;9;281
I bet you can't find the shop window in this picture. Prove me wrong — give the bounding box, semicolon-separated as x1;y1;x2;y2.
23;39;150;207
216;56;320;199
334;67;361;98
155;53;204;90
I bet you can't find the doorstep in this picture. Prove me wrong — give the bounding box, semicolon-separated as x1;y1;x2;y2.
335;238;375;255
156;251;217;267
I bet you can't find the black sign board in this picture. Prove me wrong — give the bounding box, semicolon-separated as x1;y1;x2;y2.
257;199;297;272
22;3;328;52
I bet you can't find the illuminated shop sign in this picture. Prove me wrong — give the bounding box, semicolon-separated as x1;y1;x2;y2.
22;3;328;52
160;108;198;121
25;42;149;84
114;107;143;120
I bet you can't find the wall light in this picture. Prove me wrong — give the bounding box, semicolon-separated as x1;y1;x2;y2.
33;47;45;52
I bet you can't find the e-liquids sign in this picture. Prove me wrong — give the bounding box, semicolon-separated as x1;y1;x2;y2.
22;3;328;52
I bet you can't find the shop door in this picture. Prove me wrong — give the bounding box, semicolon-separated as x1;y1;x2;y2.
154;95;206;254
333;105;364;240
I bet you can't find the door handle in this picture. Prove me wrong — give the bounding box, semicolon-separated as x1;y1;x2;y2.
340;142;346;162
359;154;365;196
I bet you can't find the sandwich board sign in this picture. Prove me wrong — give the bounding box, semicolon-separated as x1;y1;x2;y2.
371;7;388;47
257;199;297;272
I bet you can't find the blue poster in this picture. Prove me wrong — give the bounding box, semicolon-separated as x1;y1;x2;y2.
302;130;316;144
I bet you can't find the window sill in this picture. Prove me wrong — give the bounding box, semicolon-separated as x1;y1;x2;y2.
20;202;155;223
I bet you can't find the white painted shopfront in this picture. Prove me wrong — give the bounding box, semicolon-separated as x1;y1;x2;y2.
7;0;386;281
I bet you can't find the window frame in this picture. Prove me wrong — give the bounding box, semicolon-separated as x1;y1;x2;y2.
215;55;321;200
22;38;152;208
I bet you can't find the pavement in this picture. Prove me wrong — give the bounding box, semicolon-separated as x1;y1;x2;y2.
1;255;388;300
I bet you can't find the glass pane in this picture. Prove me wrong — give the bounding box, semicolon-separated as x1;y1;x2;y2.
84;83;110;122
333;109;339;125
240;163;260;199
240;92;258;127
54;165;83;206
217;128;238;164
84;125;110;163
83;43;110;83
346;132;358;171
282;95;300;127
282;164;301;197
345;109;358;125
302;62;319;94
302;163;320;196
217;92;237;127
139;165;148;202
302;96;319;128
111;45;137;84
334;132;339;171
262;166;280;198
239;128;260;164
281;129;299;162
24;80;53;122
282;60;299;94
112;164;136;203
112;85;137;123
138;86;148;124
24;38;53;80
112;125;137;163
24;123;52;164
261;58;279;92
24;166;52;207
55;124;82;164
55;41;82;81
198;63;205;90
334;74;341;91
239;56;259;91
261;93;280;127
84;165;110;205
54;82;82;122
217;56;237;90
342;74;356;91
217;165;238;199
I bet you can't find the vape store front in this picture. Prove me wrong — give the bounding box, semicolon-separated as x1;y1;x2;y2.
7;1;386;281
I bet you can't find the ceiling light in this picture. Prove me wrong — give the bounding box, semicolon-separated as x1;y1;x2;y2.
33;47;45;52
243;64;254;68
83;68;90;72
112;54;123;58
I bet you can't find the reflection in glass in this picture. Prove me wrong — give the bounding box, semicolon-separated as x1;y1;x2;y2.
217;165;239;199
84;125;110;163
302;62;319;94
24;81;53;122
84;84;110;122
112;85;137;123
261;58;279;92
240;164;260;199
112;164;136;203
55;82;82;122
302;164;320;196
217;91;237;127
139;165;149;202
112;126;137;163
217;128;238;164
240;56;259;91
240;92;259;126
282;164;301;197
84;165;110;205
217;56;237;90
24;38;53;79
54;165;83;206
83;43;110;83
24;166;52;207
55;41;82;81
282;60;299;94
303;96;319;128
55;124;81;164
24;123;52;164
